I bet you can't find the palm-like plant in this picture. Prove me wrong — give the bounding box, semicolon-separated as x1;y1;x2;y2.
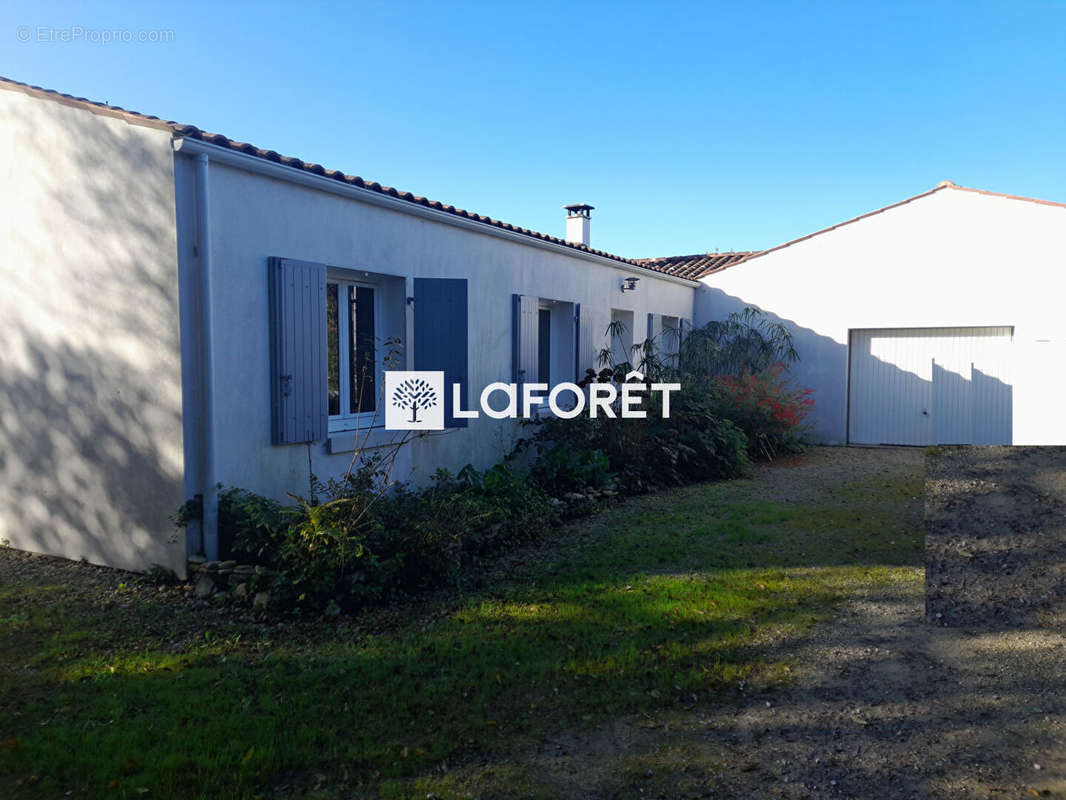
680;307;798;379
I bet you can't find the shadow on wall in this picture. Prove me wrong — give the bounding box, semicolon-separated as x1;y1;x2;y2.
0;94;185;573
696;286;1013;445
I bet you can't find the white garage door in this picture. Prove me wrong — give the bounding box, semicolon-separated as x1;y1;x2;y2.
848;327;1012;445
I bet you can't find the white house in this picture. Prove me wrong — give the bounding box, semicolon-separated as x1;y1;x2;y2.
0;77;696;576
3;75;1066;578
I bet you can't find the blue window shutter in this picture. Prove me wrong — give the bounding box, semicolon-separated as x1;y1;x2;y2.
512;294;538;385
268;258;328;444
678;318;692;360
647;312;661;344
578;305;600;378
414;278;468;428
512;294;521;383
573;303;581;381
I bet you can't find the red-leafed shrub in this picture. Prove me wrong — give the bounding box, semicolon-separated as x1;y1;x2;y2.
710;363;814;461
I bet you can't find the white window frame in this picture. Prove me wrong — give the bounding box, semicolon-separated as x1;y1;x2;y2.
327;273;383;433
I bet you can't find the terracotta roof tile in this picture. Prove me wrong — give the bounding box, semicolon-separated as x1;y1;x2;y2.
0;75;689;279
633;251;758;280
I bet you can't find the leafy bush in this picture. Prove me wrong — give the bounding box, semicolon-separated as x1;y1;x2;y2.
520;383;750;495
373;464;554;591
207;460;555;612
528;444;613;496
708;363;814;460
216;486;372;609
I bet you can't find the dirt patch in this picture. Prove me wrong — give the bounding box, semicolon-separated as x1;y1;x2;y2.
926;445;1066;627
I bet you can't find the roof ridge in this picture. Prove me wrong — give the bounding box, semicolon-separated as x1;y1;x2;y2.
945;182;1066;210
0;75;688;278
699;181;1066;278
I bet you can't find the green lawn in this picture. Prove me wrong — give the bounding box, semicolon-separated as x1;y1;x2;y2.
0;455;923;799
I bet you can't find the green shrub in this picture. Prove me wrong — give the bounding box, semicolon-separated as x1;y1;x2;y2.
521;384;749;495
528;444;613;496
373;463;555;591
218;486;295;564
201;461;556;612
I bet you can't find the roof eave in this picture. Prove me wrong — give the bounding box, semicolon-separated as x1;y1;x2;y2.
173;137;700;287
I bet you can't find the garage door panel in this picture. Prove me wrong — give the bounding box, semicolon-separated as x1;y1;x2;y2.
849;329;933;445
932;358;972;444
848;327;1012;446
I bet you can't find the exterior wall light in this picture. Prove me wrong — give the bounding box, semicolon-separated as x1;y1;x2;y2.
621;276;640;293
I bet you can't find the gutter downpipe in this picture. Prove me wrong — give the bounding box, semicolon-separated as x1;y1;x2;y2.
195;152;219;561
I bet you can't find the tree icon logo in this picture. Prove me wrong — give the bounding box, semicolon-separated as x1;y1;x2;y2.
391;377;439;423
384;371;446;430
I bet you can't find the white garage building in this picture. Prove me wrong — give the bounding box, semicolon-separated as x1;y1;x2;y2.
695;182;1066;446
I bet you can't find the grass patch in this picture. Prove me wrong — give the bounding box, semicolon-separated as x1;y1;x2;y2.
0;454;923;798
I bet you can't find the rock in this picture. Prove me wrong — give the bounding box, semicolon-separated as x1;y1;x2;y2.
219;560;238;570
188;554;206;565
563;492;586;501
202;561;220;572
548;497;561;506
233;582;248;599
194;575;216;598
253;592;270;610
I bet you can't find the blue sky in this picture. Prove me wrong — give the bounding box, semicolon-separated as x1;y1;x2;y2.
4;1;1065;257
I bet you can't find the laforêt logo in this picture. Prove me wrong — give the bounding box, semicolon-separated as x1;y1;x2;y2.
384;370;680;431
385;371;445;430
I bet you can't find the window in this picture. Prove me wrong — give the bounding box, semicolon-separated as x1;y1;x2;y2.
268;258;413;445
610;308;635;368
660;315;680;366
513;295;577;389
537;308;552;383
327;279;377;424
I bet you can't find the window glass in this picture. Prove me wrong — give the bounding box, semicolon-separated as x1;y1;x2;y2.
327;280;377;419
350;286;376;413
537;308;551;384
327;283;340;415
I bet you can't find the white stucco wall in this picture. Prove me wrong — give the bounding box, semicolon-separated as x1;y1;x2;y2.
0;88;186;574
696;187;1066;445
181;155;695;504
